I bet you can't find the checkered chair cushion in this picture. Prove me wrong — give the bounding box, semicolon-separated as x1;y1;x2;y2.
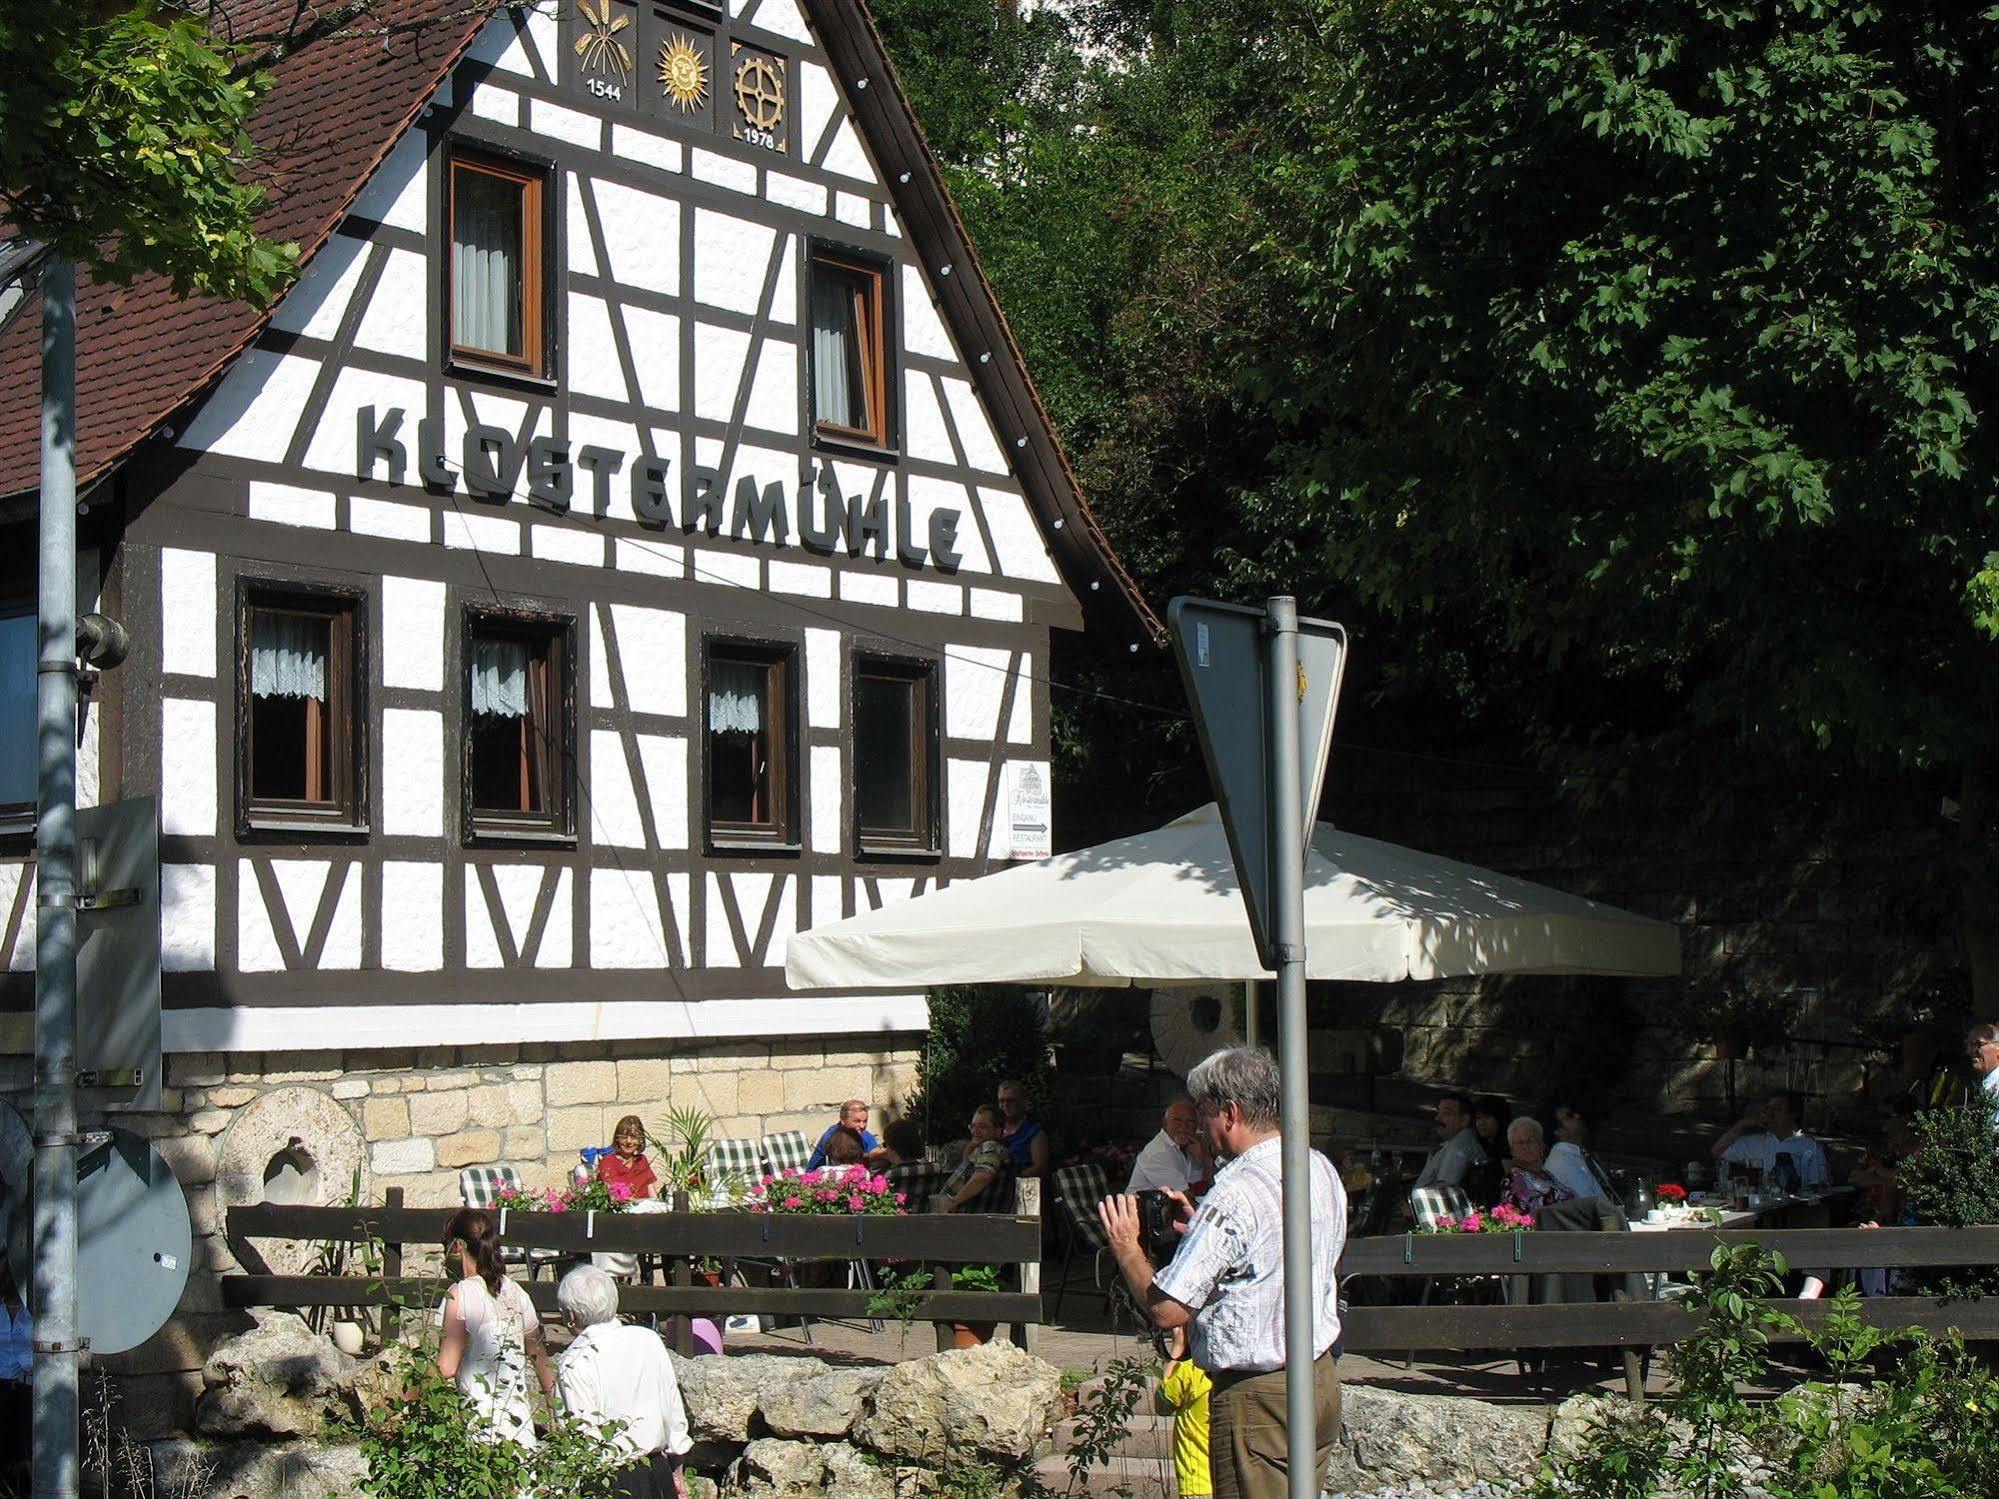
762;1129;814;1176
703;1137;766;1207
459;1167;560;1272
1053;1164;1111;1252
1409;1184;1475;1230
885;1160;949;1212
960;1160;1018;1216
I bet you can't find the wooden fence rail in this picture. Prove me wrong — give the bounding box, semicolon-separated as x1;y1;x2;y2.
223;1194;1042;1353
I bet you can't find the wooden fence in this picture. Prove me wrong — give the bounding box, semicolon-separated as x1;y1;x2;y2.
223;1189;1043;1353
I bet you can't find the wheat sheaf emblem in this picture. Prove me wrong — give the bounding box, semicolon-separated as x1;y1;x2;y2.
574;0;632;84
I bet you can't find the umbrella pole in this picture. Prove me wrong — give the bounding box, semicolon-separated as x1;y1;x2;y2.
1266;597;1318;1499
1245;978;1259;1048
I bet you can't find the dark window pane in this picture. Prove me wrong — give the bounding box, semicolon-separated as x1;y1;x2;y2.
1;611;37;806
470;712;532;811
856;675;915;834
709;658;774;827
250;696;310;800
454;167;525;358
247;607;334;804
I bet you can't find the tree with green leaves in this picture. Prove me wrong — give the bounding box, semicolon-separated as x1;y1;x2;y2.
0;0;298;303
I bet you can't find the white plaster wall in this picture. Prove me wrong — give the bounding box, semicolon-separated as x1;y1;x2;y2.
1;865;31;969
744;338;798;435
532;98;600;150
901;267;956;360
178;350;321;462
567;172;601;276
1007;656;1034;745
594;180;681;296
767;559;830;597
821;120;877;185
945;645;1010;741
348;133;427;233
160;698;216;837
537;869;574;968
626;306;682;412
809;743;842;854
270;233;368;342
247;481;337;530
161;864;216;972
532;525;606;568
692;323;751;423
611;605;687;716
160;549;216;678
838;572;897;608
941;378;1009;473
587;728;647;847
637;734;688;850
382;576;446;691
903;373;957;466
704;872;744;967
804;628;841;729
350;497;432;544
907;475;991;573
611;124;682;173
979;488;1064;584
809;874;844;930
300;368;429;478
945;758;990;859
236;861;284;974
351;248;428;360
906;580;962;615
441;509;521;555
568;293;630;404
589;866;670;968
382;862;443;971
381;709;443;835
693;211;779;315
750;0;813;44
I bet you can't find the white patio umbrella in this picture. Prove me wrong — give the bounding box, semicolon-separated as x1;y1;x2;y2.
784;803;1680;991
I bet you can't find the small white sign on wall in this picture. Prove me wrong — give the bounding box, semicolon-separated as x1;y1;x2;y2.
1007;763;1051;861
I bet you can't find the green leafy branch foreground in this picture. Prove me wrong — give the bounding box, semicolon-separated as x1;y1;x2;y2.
1535;1244;1999;1499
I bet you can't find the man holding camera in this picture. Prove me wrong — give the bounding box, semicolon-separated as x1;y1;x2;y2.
1098;1047;1346;1499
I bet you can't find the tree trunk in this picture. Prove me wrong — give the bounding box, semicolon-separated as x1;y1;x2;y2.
1962;757;1999;1017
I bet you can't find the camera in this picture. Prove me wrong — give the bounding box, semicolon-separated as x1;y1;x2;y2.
1133;1190;1184;1265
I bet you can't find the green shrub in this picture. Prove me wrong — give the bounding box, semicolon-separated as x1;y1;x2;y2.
903;985;1048;1141
1533;1243;1999;1499
1897;1087;1999;1297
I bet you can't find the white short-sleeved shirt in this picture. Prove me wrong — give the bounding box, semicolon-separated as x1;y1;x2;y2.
1721;1130;1830;1188
556;1322;691;1459
1151;1136;1346;1374
1126;1130;1204;1194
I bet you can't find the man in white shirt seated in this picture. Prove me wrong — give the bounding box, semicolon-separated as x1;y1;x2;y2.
1969;1023;1999;1102
1710;1089;1830;1190
555;1265;691;1499
1413;1092;1485;1190
1543;1102;1616;1202
1126;1098;1213;1196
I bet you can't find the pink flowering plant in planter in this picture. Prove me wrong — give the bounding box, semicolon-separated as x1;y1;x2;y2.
749;1165;907;1215
1423;1202;1535;1234
487;1180;635;1215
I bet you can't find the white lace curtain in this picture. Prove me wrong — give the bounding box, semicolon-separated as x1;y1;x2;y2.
708;660;765;735
454;171;521;356
249;613;326;701
471;637;531;718
810;273;861;429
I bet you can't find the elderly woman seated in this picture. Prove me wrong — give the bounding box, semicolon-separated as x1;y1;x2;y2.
554;1265;692;1499
1500;1116;1575;1216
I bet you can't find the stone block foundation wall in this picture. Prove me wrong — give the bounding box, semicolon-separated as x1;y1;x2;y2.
6;1033;921;1440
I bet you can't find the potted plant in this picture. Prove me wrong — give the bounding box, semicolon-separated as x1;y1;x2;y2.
949;1263;1001;1347
650;1104;718;1205
1686;984;1794;1059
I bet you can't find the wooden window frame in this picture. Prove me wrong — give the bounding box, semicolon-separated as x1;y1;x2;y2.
0;594;36;840
807;243;897;455
235;581;369;839
703;637;799;853
461;606;577;846
852;654;938;859
446;146;552;380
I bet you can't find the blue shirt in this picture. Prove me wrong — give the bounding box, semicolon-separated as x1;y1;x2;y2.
805;1124;879;1171
1000;1117;1043;1172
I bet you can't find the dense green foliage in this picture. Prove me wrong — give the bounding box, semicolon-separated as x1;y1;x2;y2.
871;0;1999;996
1536;1244;1999;1498
0;0;296;302
1898;1089;1999;1295
901;985;1047;1141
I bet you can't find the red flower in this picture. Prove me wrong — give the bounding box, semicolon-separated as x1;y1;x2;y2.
1657;1183;1688;1202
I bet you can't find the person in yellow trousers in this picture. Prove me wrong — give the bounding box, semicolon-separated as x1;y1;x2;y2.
1157;1324;1213;1499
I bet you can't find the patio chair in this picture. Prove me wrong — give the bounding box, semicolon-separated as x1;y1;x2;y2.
958;1160;1018;1217
762;1129;814;1177
459;1166;562;1280
1050;1163;1113;1315
702;1137;766;1207
1404;1183;1484;1368
885;1159;948;1212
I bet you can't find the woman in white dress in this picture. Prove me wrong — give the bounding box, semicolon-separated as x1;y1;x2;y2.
436;1208;555;1446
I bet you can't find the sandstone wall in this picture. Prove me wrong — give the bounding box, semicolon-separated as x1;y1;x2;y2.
9;1033;921;1439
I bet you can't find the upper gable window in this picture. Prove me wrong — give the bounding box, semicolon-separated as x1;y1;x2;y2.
448;148;550;378
808;246;894;452
0;604;34;830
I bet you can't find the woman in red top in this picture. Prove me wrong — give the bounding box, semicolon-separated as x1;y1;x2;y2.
598;1114;658;1199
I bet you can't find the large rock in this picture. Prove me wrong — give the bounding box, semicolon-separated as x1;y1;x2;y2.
1323;1384;1551;1494
823;1442;896;1499
761;1367;885;1441
853;1342;1062;1466
195;1312;359;1439
732;1438;826;1498
671;1353;822;1443
149;1438;368;1499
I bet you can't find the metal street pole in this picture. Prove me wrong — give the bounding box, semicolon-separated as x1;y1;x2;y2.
33;258;81;1499
1264;596;1315;1499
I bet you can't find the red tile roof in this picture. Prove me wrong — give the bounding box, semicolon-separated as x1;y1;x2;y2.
0;0;495;501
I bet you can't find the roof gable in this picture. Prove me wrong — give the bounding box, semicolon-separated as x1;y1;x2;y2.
0;0;1159;645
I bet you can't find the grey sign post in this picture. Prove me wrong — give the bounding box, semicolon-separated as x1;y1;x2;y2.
1169;596;1346;1499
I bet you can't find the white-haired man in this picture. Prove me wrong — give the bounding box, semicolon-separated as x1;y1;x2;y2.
555;1264;691;1499
1126;1098;1213;1196
1097;1046;1346;1499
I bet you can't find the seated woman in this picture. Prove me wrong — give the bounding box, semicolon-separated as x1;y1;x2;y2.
599;1115;658;1200
1499;1116;1575;1216
437;1207;555;1447
941;1106;1014;1212
555;1265;691;1499
880;1119;926;1167
1463;1096;1511;1208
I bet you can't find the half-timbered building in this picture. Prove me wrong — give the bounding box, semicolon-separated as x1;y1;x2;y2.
0;0;1153;1422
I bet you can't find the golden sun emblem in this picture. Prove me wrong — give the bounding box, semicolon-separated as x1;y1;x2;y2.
733;54;786;132
659;34;710;112
573;0;632;84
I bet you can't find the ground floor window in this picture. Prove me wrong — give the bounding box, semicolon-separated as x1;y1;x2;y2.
706;640;795;848
854;656;936;855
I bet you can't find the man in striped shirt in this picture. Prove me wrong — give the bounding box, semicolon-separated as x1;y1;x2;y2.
1098;1047;1346;1499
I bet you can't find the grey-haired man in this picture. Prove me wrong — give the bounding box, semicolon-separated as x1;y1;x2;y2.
1097;1046;1346;1499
